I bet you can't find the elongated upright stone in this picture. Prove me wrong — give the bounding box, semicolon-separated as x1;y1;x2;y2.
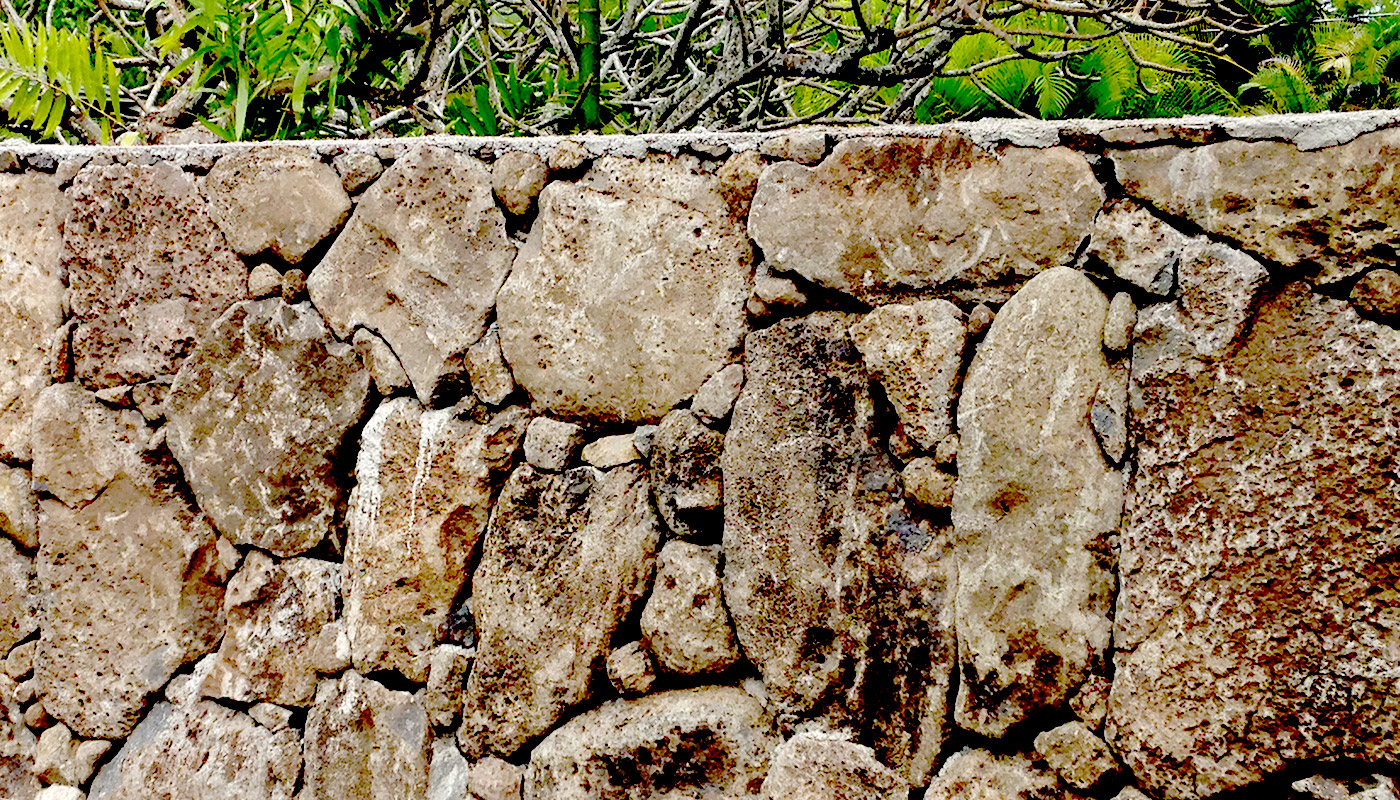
952;267;1122;737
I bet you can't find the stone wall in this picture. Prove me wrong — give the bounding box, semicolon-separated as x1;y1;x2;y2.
1;110;1399;800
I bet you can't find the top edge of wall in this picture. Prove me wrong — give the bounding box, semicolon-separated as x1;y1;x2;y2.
5;109;1400;160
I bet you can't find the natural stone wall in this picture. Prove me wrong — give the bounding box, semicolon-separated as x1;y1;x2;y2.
0;110;1398;800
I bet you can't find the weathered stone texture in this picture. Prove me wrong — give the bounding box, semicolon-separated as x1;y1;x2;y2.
952;267;1122;738
63;162;246;389
759;733;908;800
0;675;38;800
639;541;740;676
310;147;514;405
460;463;661;758
0;538;37;658
345;399;525;682
0;465;37;550
525;687;778;800
925;748;1086;800
749;136;1103;304
1034;720;1119;791
497;156;753;423
302;671;430;800
166;299;370;557
1082;196;1186;298
648;409;724;540
204;148;351;265
1110;281;1400;800
849;299;966;450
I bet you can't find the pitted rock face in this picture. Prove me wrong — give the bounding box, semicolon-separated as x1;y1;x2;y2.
760;733;908;800
204;148;351;265
849;299;967;450
749;135;1103;305
925;748;1088;800
639;541;740;675
63;162;247;389
1110;281;1400;800
0;538;36;658
165;298;370;557
497;156;754;424
648;408;724;541
309;146;514;405
0;464;37;550
302;671;430;800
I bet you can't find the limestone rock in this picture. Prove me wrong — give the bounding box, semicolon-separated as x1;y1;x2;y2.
902;458;954;510
459;463;660;758
749;136;1103;305
471;757;523;800
248;703;292;732
346;399;525;682
1034;721;1118;790
759;733;907;800
424;645;474;730
1070;674;1109;730
581;434;640;468
302;672;430;800
648;409;724;540
952;267;1122;738
605;642;656;696
523;417;584;471
467;325;515;406
1104;292;1137;354
925;749;1082;800
0;538;36;658
247;264;281;299
0;173;66;463
63;162;246;389
718;150;764;217
1351;268;1400;322
6;641;33;680
205;148;351;265
89;700;299;800
36;787;82;800
547;141;589;173
166;299;370;557
723;313;956;784
200;552;341;707
333;151;384;193
33;724;108;786
353;327;412;396
1110;282;1400;800
0;465;36;550
850;300;966;449
30;384;146;508
497;156;753;423
639;541;740;676
310;147;514;405
525;687;777;800
492;151;548;216
1082;197;1186;298
1114;130;1400;285
691;363;744;424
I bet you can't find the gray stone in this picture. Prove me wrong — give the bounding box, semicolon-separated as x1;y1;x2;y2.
470;757;522;800
426;739;471;800
310;147;514;405
605;642;656;696
424;645;473;730
632;425;658;458
353;327;412;396
466;325;515;406
523;417;584;471
205;148;351;265
750;136;1103;305
301;672;430;800
924;748;1084;800
1034;721;1119;790
0;465;37;551
580;434;640;469
760;130;829;164
691;363;744;424
0;538;36;661
334;150;384;193
639;542;740;676
648;409;724;541
525;687;777;800
1083;197;1186;298
902;458;954;510
247;264;281;299
1104;292;1137;353
850;300;966;450
459;463;660;758
1091;367;1130;467
166;299;370;557
759;733;907;800
1351;269;1400;322
492;151;548;216
497;156;753;424
952;267;1122;738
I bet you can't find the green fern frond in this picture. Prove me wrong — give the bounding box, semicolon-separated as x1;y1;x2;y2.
0;24;122;141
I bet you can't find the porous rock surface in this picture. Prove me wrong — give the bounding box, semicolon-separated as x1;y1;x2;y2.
302;671;430;800
759;733;908;800
639;541;740;675
849;299;966;450
204;147;350;265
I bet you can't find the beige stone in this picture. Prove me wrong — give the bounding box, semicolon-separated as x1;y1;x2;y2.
353;327;412;396
605;642;656;696
459;463;660;758
310;146;514;405
0;465;36;551
718;150;764;217
1104;292;1137;353
691;363;744;424
1082;197;1187;297
760;130;829;164
639;542;740;675
0;538;36;659
750;136;1103;305
278;268;306;302
6;641;33;680
247;703;292;732
850;300;966;450
547;141;588;173
29;384;146;508
492;151;548;216
648;409;724;541
205;148;351;265
424;644;473;730
466;324;515;406
470;757;522;800
759;733;907;800
580;434;640;468
346;399;525;682
902;458;954;510
924;749;1083;800
1070;674;1109;729
497;156;753;424
35;787;82;800
523;417;584;471
333;150;384;193
0;675;38;800
246;264;281;299
1351;268;1400;322
1034;721;1119;790
301;672;429;800
426;739;471;800
525;687;777;800
32;724;108;786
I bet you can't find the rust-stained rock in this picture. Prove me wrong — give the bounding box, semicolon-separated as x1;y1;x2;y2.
63;162;246;389
0;675;37;800
648;409;724;540
302;671;430;800
1351;268;1400;323
497;156;753;424
424;645;473;730
749;136;1103;304
459;463;660;758
166;299;370;557
849;300;966;450
204;148;351;265
1034;720;1119;791
759;733;908;800
639;541;740;676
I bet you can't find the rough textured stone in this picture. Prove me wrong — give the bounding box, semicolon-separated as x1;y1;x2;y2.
32;384;225;739
471;757;523;800
0;173;65;463
64;163;246;389
279;269;306;303
901;458;954;510
6;641;33;679
467;324;515;406
1082;197;1187;298
424;644;473;730
247;264;281;299
310;147;514;405
166;299;369;557
35;787;82;800
759;733;907;800
334;151;384;193
247;703;292;731
1070;674;1109;730
639;541;740;676
749;136;1103;305
649;409;724;541
1104;292;1137;353
952;267;1122;738
302;671;430;800
205;148;351;265
850;300;966;449
426;739;471;800
691;363;744;424
1114;130;1400;285
0;676;37;800
0;465;36;550
523;417;584;471
0;538;36;659
497;156;753;423
33;724;109;786
547;141;589;173
723;313;956;784
525;687;777;800
924;749;1082;800
1034;721;1119;790
761;130;829;164
1351;268;1400;322
200;552;341;707
353;327;412;396
580;434;640;468
718;150;764;217
605;642;656;696
459;463;660;758
1110;281;1400;800
347;399;525;682
492;151;548;216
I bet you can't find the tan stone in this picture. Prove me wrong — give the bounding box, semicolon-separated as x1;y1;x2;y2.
6;641;32;680
639;542;740;676
424;644;473;730
523;417;584;471
205;148;351;265
301;672;429;800
760;131;829;164
30;384;146;508
35;787;82;800
460;463;660;758
1104;292;1137;354
749;136;1103;305
718;150;764;217
247;264;281;299
166;299;370;557
310;146;514;405
648;409;724;541
759;733;907;800
691;363;744;424
924;749;1084;800
952;267;1122;738
353;327;412;396
0;538;36;658
1351;268;1400;322
1034;721;1119;790
902;458;954;510
0;465;36;551
1082;197;1187;297
497;156;753;424
466;324;515;406
580;434;640;469
32;724;108;786
850;300;966;450
0;675;38;800
248;703;292;732
492;151;548;216
333;150;384;193
63;162;246;389
426;739;471;800
347;399;524;682
525;687;777;800
1070;674;1109;730
470;757;523;800
279;268;306;303
605;642;655;697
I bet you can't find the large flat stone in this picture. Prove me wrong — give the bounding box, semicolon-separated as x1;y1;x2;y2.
749;136;1103;305
301;671;430;800
459;462;660;758
309;147;514;405
759;733;907;800
952;267;1122;738
345;398;525;682
497;156;753;424
166;299;370;557
204;148;351;265
1109;281;1400;799
63;162;247;389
